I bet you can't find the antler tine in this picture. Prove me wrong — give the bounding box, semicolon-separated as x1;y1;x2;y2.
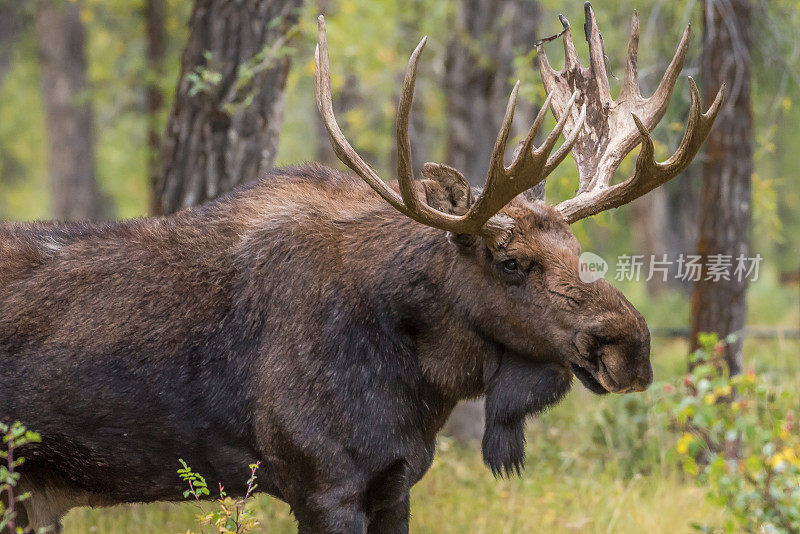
536;45;557;107
460;82;521;230
544;102;586;177
560;15;580;71
584;3;611;104
315;16;405;213
395;35;428;214
486;81;521;192
535;91;578;159
514;92;553;170
641;78;725;177
537;15;581;121
643;23;691;119
520;101;587;203
467;90;582;225
556;80;726;223
619;10;640;101
510;93;554;202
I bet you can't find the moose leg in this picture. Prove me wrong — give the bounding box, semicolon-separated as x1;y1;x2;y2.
9;476;69;534
0;499;31;534
5;499;63;534
367;493;409;534
293;486;368;534
296;507;367;534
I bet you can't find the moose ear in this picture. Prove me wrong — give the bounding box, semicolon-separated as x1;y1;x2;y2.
420;162;472;214
420;162;476;247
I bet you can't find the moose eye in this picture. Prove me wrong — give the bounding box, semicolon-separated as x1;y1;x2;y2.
501;259;519;273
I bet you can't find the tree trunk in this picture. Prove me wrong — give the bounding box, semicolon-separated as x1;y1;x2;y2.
690;0;752;375
0;1;26;213
670;166;701;265
631;189;669;295
145;0;166;213
444;0;540;187
36;0;101;221
442;0;540;442
390;0;432;177
154;0;302;215
0;1;24;86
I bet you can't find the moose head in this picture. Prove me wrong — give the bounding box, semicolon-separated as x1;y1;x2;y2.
314;5;724;398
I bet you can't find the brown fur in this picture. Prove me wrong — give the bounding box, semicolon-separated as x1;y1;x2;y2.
1;164;651;532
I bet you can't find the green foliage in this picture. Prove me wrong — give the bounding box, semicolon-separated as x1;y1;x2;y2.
186;54;224;98
0;422;41;534
178;459;261;534
177;459;210;500
229;30;298;113
660;333;800;533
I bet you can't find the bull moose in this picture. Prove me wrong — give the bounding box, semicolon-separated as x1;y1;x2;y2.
1;5;723;533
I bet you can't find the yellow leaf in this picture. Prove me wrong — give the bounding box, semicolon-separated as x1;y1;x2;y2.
782;97;792;111
676;433;694;454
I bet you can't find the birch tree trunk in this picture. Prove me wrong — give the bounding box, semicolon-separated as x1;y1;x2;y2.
154;0;302;215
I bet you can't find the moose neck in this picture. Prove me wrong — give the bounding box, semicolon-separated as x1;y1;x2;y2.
343;210;499;403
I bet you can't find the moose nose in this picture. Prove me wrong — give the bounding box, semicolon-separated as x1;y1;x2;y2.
629;361;654;392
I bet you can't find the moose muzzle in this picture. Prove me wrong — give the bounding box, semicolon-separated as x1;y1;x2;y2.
570;321;653;395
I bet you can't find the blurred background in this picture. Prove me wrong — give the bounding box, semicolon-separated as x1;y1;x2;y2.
0;0;798;532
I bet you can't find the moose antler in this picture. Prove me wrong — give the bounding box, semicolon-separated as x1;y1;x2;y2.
537;3;725;223
315;15;586;248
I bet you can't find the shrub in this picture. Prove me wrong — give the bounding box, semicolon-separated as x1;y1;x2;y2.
0;421;41;534
178;459;261;534
661;333;800;533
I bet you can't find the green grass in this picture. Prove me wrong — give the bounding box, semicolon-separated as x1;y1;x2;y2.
60;338;798;533
62;464;721;534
